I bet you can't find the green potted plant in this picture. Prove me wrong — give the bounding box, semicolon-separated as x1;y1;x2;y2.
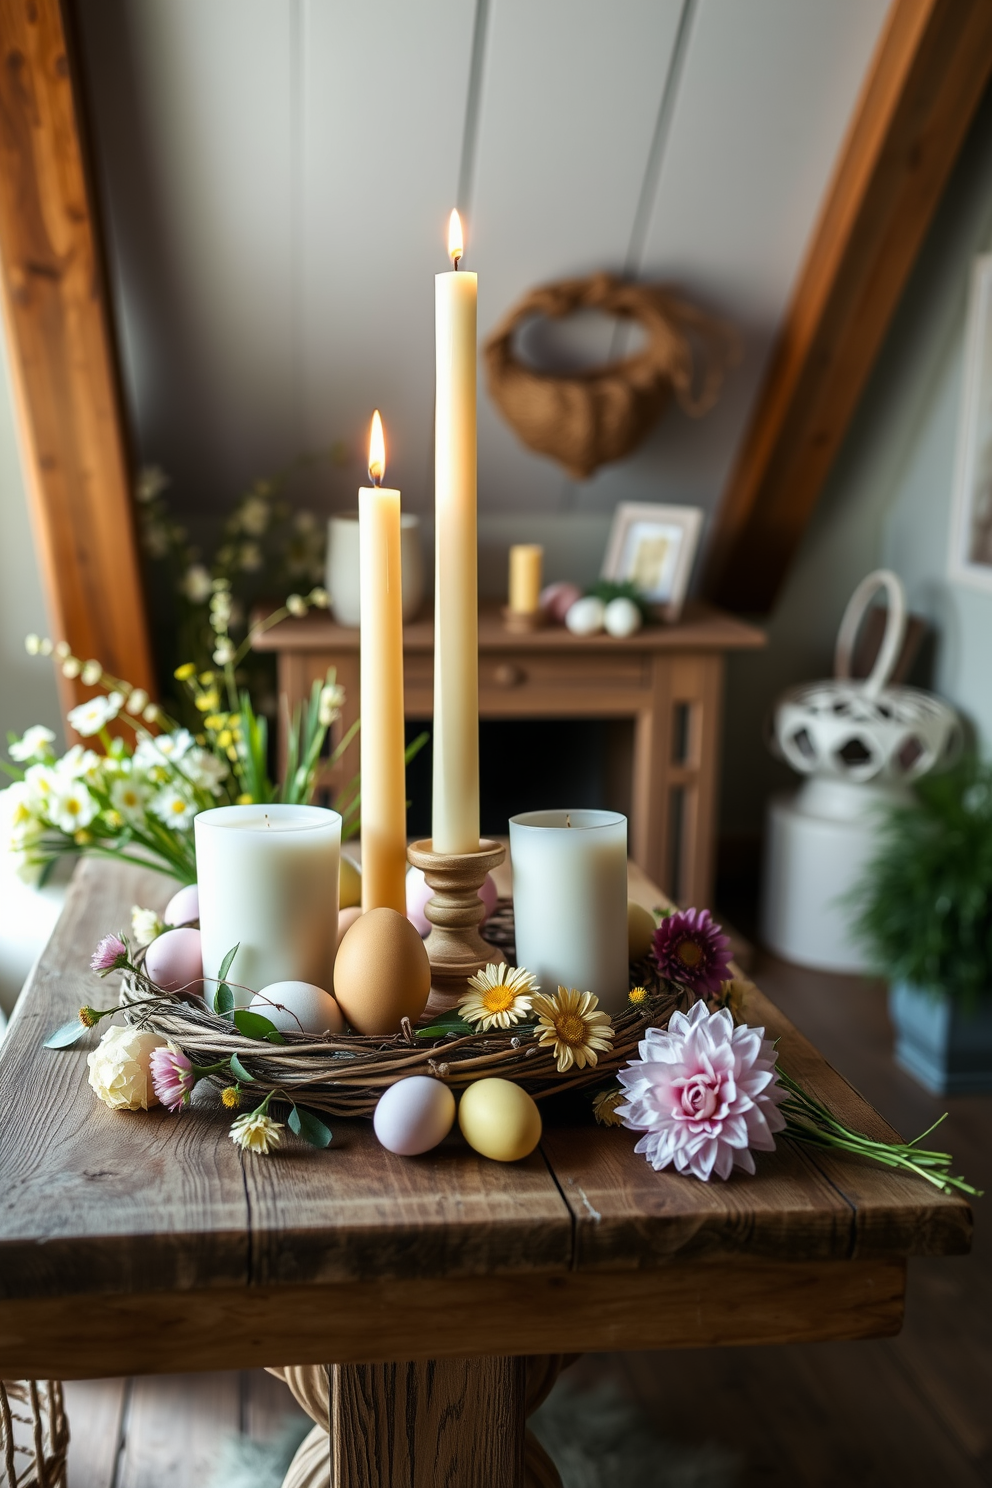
852;755;992;1093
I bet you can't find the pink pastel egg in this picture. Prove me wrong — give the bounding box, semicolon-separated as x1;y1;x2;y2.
479;873;498;924
540;581;583;624
337;905;363;948
164;883;199;927
374;1076;456;1156
406;868;497;937
144;926;203;998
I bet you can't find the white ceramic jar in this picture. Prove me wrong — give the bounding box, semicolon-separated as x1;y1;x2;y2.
326;511;425;627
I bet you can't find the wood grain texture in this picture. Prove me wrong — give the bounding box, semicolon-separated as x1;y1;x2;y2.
0;1258;907;1380
705;0;992;613
63;1376;127;1488
0;858;251;1300
0;0;154;712
115;1372;240;1488
331;1356;525;1488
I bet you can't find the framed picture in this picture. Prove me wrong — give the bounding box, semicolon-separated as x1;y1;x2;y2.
601;502;704;622
949;254;992;591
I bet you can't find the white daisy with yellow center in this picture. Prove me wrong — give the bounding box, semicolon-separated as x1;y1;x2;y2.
531;986;615;1073
458;963;538;1031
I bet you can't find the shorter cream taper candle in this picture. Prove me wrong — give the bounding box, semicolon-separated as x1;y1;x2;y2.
359;411;408;914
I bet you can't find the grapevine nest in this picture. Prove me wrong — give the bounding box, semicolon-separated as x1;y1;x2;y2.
121;901;683;1118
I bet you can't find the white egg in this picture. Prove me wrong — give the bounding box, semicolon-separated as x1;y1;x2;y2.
251;980;345;1036
603;596;643;638
565;596;605;636
373;1076;456;1156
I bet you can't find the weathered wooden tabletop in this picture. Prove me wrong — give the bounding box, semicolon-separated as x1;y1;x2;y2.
0;858;972;1381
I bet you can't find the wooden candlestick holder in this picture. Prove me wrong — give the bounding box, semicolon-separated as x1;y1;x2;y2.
501;605;546;634
407;838;507;1018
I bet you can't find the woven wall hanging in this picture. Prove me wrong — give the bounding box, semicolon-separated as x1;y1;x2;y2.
483;272;739;480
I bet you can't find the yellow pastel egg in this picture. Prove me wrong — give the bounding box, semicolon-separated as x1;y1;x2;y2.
458;1078;542;1163
340;855;362;909
628;901;655;962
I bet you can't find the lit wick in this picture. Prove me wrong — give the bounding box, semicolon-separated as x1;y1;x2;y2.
368;409;386;488
448;208;464;272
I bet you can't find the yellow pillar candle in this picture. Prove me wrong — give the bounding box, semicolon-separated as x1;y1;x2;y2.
359;411;407;913
508;544;543;614
432;209;480;854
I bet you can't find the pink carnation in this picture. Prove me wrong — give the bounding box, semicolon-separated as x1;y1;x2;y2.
91;934;128;974
150;1044;196;1112
616;1000;786;1181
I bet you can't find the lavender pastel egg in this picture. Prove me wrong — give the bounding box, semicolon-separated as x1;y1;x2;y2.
374;1076;456;1156
164;883;199;927
540;581;583;624
251;980;344;1036
144;926;203;997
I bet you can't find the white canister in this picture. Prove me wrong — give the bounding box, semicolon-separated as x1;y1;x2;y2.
509;809;628;1013
195;804;341;1006
326;511;425;627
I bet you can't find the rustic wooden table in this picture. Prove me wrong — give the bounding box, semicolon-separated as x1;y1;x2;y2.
252;600;765;908
0;860;972;1487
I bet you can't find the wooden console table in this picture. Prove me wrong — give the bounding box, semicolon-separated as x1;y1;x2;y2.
0;858;973;1487
253;601;764;908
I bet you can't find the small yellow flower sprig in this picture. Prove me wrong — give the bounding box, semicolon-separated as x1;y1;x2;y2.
531;986;615;1073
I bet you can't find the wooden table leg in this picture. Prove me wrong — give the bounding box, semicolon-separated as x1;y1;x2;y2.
331;1356;525;1487
273;1354;575;1488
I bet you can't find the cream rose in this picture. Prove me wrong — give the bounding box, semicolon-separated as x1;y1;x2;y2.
86;1023;167;1111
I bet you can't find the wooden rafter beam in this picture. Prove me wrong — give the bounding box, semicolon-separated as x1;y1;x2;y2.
704;0;992;615
0;0;154;711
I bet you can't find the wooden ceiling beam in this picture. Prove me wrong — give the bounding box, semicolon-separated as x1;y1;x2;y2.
0;0;155;712
704;0;992;615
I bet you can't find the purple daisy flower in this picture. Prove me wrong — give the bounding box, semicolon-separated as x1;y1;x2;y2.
91;934;129;975
150;1044;196;1112
652;907;732;995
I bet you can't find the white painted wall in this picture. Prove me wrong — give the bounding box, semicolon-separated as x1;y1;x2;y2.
74;0;889;586
721;82;992;836
0;312;62;748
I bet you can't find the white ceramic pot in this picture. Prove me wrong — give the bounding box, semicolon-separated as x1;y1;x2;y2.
326;511;425;627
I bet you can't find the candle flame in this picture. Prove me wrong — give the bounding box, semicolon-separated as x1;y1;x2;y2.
447;209;464;267
368;409;386;485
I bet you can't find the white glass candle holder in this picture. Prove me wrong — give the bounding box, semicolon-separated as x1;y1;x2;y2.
195;804;341;1007
509;809;628;1014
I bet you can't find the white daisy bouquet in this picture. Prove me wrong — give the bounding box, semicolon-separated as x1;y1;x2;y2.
3;583;358;886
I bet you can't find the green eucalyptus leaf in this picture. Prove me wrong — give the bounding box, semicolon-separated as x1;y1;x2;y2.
217;944;239;983
229;1053;254;1083
233;1008;280;1041
44;1020;89;1049
215;983;235;1015
288;1104;333;1148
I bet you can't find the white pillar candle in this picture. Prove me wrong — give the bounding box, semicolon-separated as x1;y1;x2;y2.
509;809;629;1013
195;804;340;1007
360;411;408;914
432;209;480;854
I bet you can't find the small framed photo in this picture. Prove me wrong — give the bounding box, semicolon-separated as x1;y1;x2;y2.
950;254;992;590
601;502;704;622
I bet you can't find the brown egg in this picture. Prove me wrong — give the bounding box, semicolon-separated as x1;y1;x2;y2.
333;907;431;1034
336;905;363;948
628;901;656;962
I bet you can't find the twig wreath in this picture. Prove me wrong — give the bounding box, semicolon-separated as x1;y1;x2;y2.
483;272;740;479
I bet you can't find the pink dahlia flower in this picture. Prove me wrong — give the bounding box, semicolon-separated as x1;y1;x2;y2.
652;907;731;995
149;1043;196;1112
616;1001;786;1181
91;934;129;975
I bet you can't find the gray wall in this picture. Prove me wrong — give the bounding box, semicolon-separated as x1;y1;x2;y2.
73;0;887;571
721;82;992;839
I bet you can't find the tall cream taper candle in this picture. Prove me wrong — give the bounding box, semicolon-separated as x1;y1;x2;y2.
432;209;480;854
